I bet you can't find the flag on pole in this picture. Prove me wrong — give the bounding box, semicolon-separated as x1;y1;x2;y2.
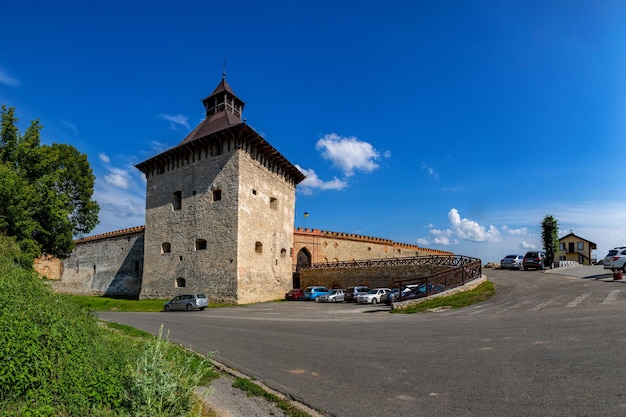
304;212;309;218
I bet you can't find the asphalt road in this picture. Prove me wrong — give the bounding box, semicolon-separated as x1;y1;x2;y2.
100;267;626;417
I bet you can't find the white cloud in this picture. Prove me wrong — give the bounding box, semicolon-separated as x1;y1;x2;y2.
158;113;190;130
98;152;111;163
502;225;528;235
104;167;132;189
62;120;77;134
521;241;536;249
448;208;501;243
89;155;146;236
315;133;382;176
295;165;347;195
0;68;20;87
421;162;439;180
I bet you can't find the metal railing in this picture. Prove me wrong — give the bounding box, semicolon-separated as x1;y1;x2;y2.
298;255;482;301
392;256;482;301
299;254;479;270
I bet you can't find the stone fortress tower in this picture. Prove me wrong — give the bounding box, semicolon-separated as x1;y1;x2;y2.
43;76;453;302
135;76;305;304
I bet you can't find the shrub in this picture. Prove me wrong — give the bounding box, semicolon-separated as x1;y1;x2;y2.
126;325;214;417
0;241;214;416
0;253;133;415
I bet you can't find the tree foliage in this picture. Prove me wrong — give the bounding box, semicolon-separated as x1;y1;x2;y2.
541;214;559;267
0;105;100;262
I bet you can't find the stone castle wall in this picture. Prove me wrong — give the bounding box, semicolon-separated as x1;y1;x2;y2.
299;264;449;290
49;227;144;297
236;151;296;304
140;148;239;303
34;254;63;280
293;228;452;267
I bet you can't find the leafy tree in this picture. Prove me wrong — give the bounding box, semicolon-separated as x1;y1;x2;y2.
0;106;99;262
0;105;19;166
541;215;559;268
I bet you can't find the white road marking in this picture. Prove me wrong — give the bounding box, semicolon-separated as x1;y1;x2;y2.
530;299;556;311
602;290;620;304
566;293;591;308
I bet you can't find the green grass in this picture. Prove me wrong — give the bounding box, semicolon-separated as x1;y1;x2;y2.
392;280;496;314
68;295;167;312
232;378;311;417
68;295;235;312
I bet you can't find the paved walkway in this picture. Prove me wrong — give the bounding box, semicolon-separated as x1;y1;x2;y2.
544;265;620;280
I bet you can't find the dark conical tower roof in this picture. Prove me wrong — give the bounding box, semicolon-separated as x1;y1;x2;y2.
135;76;305;186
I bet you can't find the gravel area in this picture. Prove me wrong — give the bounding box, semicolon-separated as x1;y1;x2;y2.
198;361;325;417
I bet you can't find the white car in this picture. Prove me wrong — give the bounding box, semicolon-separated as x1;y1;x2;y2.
603;247;626;272
319;289;345;303
357;288;391;304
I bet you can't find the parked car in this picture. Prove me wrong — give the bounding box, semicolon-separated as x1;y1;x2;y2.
357;288;391;304
401;283;446;301
500;254;524;270
385;285;419;304
344;286;370;303
304;286;332;302
319;289;345;303
523;251;546;270
164;293;208;311
285;288;305;301
381;288;399;305
603;247;626;272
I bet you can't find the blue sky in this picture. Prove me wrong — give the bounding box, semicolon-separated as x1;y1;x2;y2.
2;1;626;263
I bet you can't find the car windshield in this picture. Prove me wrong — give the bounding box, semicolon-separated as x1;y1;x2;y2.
606;250;618;257
367;289;378;294
197;294;206;298
505;255;516;259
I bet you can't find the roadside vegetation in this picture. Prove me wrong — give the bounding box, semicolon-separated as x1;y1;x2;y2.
69;295;167;312
232;378;311;417
392;280;495;314
0;235;218;416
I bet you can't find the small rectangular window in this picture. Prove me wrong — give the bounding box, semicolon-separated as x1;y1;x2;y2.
270;197;277;210
213;189;222;202
577;242;584;250
173;191;182;210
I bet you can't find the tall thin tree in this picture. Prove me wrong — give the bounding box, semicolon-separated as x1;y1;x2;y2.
541;215;559;268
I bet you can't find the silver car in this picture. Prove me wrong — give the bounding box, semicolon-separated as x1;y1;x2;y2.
164;293;208;311
319;289;345;303
500;254;523;270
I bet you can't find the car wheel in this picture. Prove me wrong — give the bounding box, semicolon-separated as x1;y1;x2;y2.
622;264;626;273
186;304;193;311
314;296;320;302
331;298;336;303
372;298;377;305
164;305;171;312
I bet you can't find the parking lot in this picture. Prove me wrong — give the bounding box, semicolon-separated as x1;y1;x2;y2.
101;267;626;417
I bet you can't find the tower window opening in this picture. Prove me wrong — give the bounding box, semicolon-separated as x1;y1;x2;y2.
161;242;171;254
213;189;222;202
255;241;263;254
173;191;182;210
270;197;278;210
176;277;186;288
195;239;207;250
